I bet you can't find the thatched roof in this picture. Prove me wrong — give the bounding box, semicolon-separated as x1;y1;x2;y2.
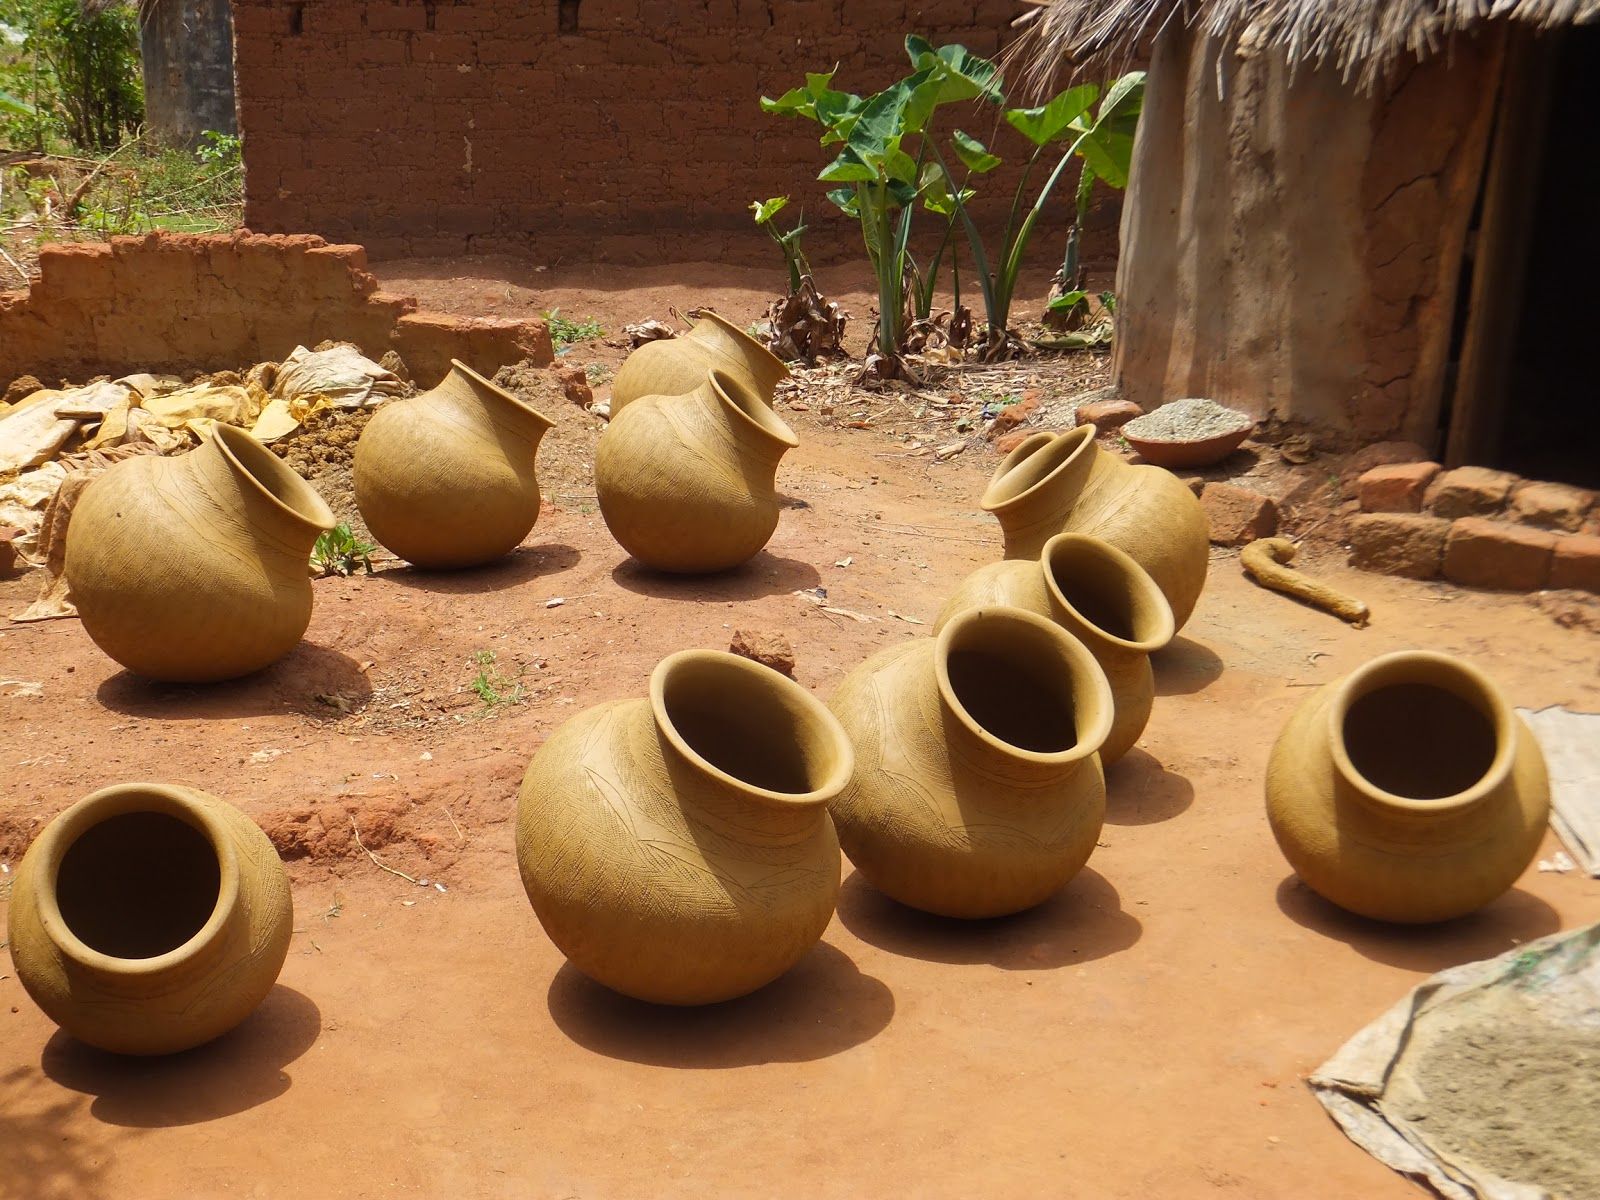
1015;0;1600;88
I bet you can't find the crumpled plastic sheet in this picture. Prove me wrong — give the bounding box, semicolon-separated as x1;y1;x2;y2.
1518;705;1600;877
251;343;403;441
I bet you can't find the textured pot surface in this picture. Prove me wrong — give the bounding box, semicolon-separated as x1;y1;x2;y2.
354;359;553;569
516;650;852;1004
64;424;334;682
1266;651;1550;923
828;606;1113;918
7;783;293;1055
982;427;1209;630
595;370;797;573
610;311;789;415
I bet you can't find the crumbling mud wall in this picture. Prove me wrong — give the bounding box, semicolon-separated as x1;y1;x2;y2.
0;233;552;391
231;0;1062;262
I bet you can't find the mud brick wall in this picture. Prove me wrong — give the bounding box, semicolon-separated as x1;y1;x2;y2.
0;233;553;391
231;0;1073;262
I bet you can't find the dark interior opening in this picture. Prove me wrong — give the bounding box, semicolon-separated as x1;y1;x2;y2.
1343;683;1497;800
663;661;823;794
1047;553;1138;641
56;811;221;959
558;0;580;34
945;622;1080;755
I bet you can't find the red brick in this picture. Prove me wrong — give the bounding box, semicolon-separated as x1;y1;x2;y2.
1357;461;1440;513
1425;466;1519;519
1551;534;1600;594
1075;398;1143;435
1348;513;1450;580
1338;441;1430;497
1443;518;1555;591
1200;483;1278;547
1510;481;1595;533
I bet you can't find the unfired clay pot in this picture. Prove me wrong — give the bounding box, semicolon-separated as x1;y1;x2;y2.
354;359;554;569
65;423;335;682
1266;651;1550;923
610;311;789;415
516;649;854;1004
935;533;1175;764
827;606;1114;918
7;783;293;1055
982;426;1209;630
595;369;798;573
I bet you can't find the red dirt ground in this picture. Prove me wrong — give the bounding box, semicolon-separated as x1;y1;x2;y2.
2;264;1597;1200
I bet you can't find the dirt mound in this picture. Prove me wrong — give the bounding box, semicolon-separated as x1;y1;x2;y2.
271;405;381;543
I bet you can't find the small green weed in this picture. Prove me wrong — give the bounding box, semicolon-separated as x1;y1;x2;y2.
311;524;376;577
468;650;526;710
585;361;612;385
545;308;604;348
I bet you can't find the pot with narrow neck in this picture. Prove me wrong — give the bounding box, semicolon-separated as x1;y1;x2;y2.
1266;651;1550;923
935;533;1175;764
7;783;293;1055
595;368;798;573
516;649;853;1004
981;427;1209;630
65;423;335;682
827;606;1114;918
610;310;790;415
354;358;554;569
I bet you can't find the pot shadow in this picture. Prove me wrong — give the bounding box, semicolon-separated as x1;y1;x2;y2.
380;542;580;594
0;1065;113;1200
1274;875;1565;972
95;642;374;722
1152;636;1224;696
835;867;1142;970
609;549;822;601
39;985;321;1129
1104;748;1195;825
545;940;893;1068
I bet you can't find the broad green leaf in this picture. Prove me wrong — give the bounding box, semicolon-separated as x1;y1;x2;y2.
1097;72;1145;123
951;130;1000;173
884;145;920;187
818;146;878;183
826;186;861;217
1047;289;1089;312
0;89;32;117
1075;128;1136;189
750;196;790;225
907;37;1004;105
1004;83;1098;147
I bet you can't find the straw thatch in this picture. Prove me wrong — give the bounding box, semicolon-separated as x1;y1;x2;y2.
1016;0;1600;88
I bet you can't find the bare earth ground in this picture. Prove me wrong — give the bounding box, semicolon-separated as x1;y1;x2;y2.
2;262;1598;1200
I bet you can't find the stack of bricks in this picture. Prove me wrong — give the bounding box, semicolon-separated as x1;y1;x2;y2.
1348;462;1600;593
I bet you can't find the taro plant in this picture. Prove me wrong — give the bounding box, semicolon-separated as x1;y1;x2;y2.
751;196;812;294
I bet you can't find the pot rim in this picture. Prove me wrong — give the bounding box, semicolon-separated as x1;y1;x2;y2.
709;369;798;449
30;783;241;977
1327;650;1516;814
649;649;853;806
934;605;1114;766
447;358;556;432
694;310;792;386
210;423;336;534
980;427;1095;515
1041;533;1175;654
986;430;1057;488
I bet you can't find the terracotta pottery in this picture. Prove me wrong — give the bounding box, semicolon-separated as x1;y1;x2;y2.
595;369;798;573
65;423;335;682
981;426;1209;630
1266;651;1550;923
516;649;853;1004
610;310;789;415
1123;423;1252;470
935;533;1174;764
7;783;292;1055
827;606;1114;918
354;359;554;569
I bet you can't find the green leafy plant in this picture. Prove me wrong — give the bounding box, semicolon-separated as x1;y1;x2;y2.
1051;74;1145;321
545;308;604;349
467;649;525;710
195;129;241;167
0;0;142;151
0;88;32;117
751;195;814;294
311;523;376;577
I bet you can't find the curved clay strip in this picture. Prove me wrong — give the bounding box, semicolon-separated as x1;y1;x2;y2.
1242;538;1370;627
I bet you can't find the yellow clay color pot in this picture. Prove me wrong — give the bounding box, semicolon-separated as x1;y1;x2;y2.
610;310;788;415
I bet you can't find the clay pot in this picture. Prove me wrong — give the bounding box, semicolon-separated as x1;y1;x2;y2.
611;311;789;415
65;423;335;682
354;359;554;569
7;783;293;1055
982;426;1209;630
516;649;853;1004
935;533;1174;764
827;606;1114;918
595;369;798;573
1266;651;1550;923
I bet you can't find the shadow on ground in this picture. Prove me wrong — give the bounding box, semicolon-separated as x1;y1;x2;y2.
1104;748;1195;825
96;644;373;722
1152;636;1224;696
381;542;581;594
609;549;822;601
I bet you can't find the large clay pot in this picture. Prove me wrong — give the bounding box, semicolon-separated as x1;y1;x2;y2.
1266;651;1550;923
611;310;789;415
827;606;1114;918
595;369;797;573
65;423;335;682
981;426;1210;630
7;783;293;1055
935;533;1175;764
354;359;554;569
516;649;854;1004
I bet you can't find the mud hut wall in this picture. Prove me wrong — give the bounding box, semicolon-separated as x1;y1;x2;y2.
1114;24;1502;445
230;0;1070;263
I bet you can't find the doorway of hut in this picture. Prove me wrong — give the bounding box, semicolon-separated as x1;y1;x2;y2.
1444;22;1600;488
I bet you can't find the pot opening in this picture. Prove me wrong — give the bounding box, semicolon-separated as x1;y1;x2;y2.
944;614;1081;754
982;428;1092;509
55;811;221;960
211;423;335;531
1043;535;1173;648
657;653;841;797
711;370;797;447
1342;682;1498;801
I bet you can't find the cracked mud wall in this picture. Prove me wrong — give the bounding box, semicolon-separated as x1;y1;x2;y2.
1115;24;1503;445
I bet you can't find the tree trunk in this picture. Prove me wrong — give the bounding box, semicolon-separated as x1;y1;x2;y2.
139;0;238;148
